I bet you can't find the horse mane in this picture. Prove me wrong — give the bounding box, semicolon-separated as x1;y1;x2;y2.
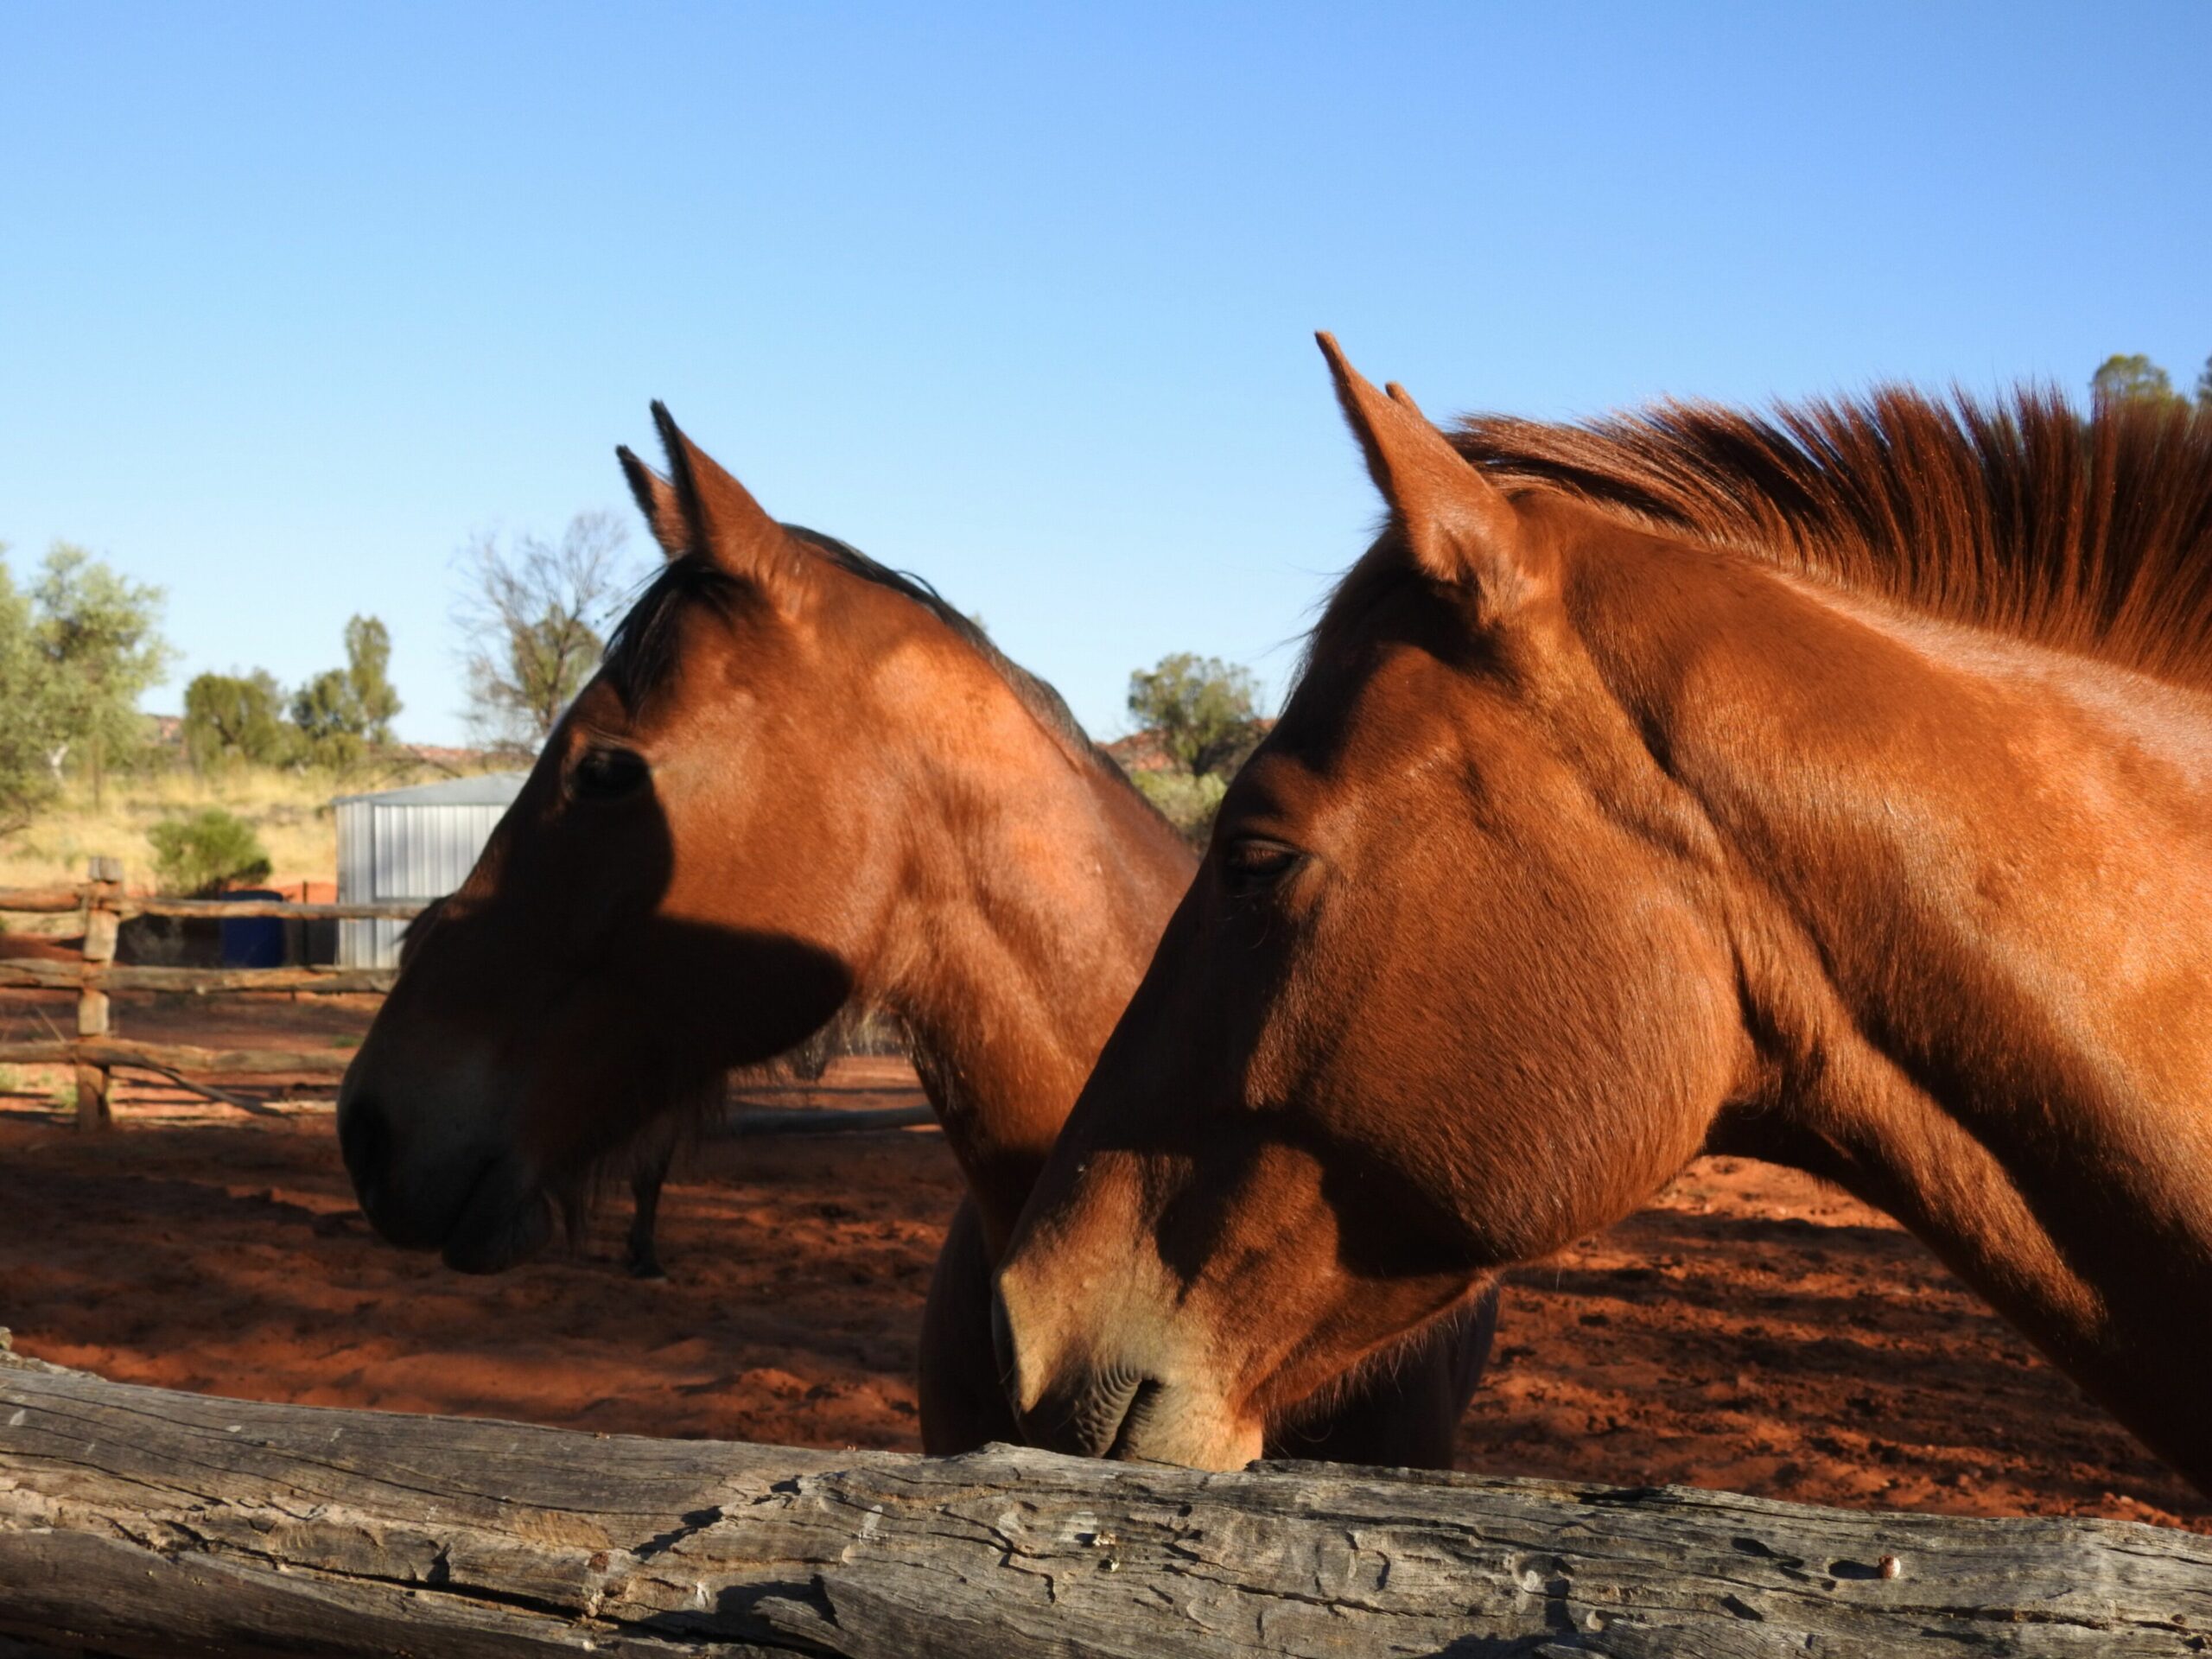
601;525;1143;790
1445;386;2212;688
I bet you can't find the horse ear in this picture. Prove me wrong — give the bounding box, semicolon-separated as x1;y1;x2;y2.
647;404;809;602
1315;333;1533;608
614;446;687;561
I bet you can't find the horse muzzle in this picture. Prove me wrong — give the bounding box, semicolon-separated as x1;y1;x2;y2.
991;1263;1262;1471
338;1065;553;1273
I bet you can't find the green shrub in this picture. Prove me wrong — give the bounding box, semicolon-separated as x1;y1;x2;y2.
1127;653;1260;776
148;808;272;896
1133;770;1227;849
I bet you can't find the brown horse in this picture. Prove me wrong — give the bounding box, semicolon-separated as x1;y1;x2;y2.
995;335;2212;1492
338;405;1494;1462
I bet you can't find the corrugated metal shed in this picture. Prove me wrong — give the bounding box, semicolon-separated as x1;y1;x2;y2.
334;773;527;967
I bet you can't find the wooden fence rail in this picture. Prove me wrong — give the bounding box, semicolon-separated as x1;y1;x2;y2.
0;858;930;1139
3;1348;2207;1658
0;858;417;1129
0;960;397;995
0;887;421;920
0;1038;356;1077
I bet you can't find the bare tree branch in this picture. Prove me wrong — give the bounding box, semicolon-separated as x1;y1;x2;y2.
451;511;640;753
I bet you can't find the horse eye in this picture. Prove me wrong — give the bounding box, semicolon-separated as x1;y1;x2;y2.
1221;836;1302;893
570;747;651;803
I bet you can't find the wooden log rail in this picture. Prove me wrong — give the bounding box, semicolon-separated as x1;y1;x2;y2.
0;1039;936;1130
0;1038;355;1077
0;859;416;1128
1;1351;2206;1658
0;887;422;921
0;858;927;1137
0;960;397;995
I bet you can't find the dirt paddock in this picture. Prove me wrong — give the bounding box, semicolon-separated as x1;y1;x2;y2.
0;1000;2202;1534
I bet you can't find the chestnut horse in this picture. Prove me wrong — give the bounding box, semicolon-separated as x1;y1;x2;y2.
338;405;1494;1463
996;336;2212;1492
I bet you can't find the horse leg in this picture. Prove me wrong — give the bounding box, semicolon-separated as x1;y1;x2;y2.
918;1196;1021;1453
1262;1282;1502;1470
625;1130;675;1281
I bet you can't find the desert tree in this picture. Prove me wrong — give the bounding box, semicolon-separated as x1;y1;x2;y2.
0;548;70;836
1127;652;1262;778
289;671;366;768
2090;353;2183;409
288;615;403;769
453;509;638;752
1124;652;1267;845
182;670;296;770
344;615;402;743
30;543;173;807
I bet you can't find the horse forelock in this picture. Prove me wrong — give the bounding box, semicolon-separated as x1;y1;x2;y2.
599;552;749;710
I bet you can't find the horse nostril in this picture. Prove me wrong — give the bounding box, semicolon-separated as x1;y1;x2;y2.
1106;1377;1165;1461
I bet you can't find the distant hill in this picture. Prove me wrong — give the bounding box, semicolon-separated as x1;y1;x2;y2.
1103;730;1177;774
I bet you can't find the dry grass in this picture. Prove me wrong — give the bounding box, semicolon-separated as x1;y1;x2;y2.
0;758;508;918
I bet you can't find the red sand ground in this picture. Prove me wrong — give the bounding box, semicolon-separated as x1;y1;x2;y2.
0;995;2202;1534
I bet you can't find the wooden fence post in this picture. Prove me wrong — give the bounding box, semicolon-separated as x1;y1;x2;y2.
73;856;122;1133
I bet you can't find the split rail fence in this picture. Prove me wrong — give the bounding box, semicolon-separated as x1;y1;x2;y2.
0;857;410;1131
0;857;935;1136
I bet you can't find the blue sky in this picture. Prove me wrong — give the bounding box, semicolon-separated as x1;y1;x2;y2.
3;3;2206;744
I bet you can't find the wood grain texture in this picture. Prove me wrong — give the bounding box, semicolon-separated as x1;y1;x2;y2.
0;888;421;922
3;1352;2207;1656
0;888;89;914
114;899;423;922
0;1039;353;1077
0;962;395;995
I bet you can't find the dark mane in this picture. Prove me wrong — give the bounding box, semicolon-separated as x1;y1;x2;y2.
1442;387;2212;688
601;525;1137;785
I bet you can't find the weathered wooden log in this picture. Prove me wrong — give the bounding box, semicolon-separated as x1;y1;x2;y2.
66;1063;108;1135
70;861;122;1133
2;1352;2206;1657
0;887;86;914
0;1053;926;1128
0;961;395;995
118;898;424;921
123;902;422;929
0;887;421;922
0;1039;353;1077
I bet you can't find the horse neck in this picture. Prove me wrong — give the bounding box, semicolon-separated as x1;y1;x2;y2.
874;710;1193;1257
1573;534;2212;1484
